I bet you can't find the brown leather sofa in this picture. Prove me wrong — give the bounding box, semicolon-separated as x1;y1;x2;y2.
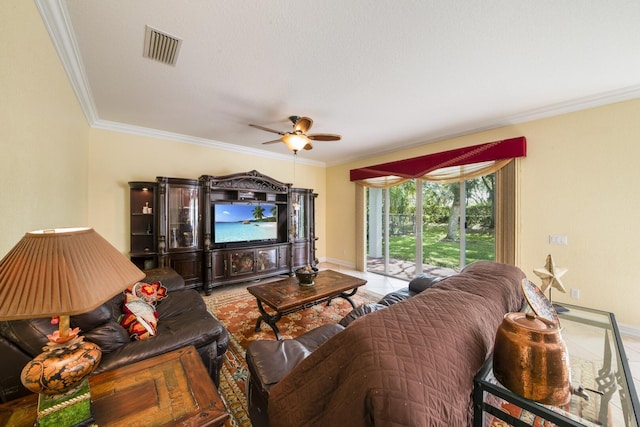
245;271;445;427
246;323;345;427
245;262;525;427
0;267;228;403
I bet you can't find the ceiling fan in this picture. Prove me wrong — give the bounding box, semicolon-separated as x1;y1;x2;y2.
249;116;341;153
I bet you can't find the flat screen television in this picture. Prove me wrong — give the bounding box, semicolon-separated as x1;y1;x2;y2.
213;203;279;244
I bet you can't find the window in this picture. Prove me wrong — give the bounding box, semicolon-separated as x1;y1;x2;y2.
353;138;524;276
366;171;502;280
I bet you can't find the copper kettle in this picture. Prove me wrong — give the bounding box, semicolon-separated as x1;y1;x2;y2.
493;312;572;406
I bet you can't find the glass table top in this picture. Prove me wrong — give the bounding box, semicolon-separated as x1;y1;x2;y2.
476;303;640;426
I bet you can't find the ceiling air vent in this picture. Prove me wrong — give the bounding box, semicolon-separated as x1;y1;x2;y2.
143;25;182;66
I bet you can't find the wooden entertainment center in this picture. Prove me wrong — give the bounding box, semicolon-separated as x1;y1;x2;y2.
129;171;316;294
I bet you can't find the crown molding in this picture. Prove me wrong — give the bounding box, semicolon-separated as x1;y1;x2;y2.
35;0;325;167
332;85;640;167
37;1;640;168
493;84;640;126
35;0;98;124
93;119;325;166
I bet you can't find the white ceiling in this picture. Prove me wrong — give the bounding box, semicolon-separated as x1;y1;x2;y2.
38;0;640;166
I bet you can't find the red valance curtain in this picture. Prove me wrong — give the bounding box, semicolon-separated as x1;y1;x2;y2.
350;137;526;186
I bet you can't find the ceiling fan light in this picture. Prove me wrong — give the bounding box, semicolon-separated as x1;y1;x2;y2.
282;133;309;152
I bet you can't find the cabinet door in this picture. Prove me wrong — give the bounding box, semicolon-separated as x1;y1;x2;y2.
168;252;202;288
291;190;307;240
290;188;317;267
256;248;278;272
277;244;290;269
292;241;310;269
211;251;226;280
167;185;199;250
229;250;255;276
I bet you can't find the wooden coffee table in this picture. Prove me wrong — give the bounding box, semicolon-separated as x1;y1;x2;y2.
0;346;229;427
247;269;367;340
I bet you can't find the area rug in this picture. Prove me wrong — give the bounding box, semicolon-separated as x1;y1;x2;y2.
202;288;381;427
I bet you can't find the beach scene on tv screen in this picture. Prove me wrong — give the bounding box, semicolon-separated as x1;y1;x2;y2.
214;203;278;243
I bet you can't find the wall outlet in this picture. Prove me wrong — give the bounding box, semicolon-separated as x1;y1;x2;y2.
570;288;580;299
549;234;568;245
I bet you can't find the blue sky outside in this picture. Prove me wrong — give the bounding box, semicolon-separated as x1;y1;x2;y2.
214;203;277;223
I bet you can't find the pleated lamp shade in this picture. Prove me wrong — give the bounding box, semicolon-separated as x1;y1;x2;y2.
0;227;146;320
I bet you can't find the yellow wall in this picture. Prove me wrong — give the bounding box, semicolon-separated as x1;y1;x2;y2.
1;1;326;270
0;1;89;256
4;0;639;327
327;99;640;326
87;129;326;258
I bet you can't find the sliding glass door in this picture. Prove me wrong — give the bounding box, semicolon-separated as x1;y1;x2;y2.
366;174;496;280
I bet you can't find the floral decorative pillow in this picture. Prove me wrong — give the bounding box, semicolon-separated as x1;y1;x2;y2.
130;281;167;306
119;281;168;340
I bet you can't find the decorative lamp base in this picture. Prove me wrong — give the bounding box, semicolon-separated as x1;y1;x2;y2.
21;334;102;395
37;378;94;427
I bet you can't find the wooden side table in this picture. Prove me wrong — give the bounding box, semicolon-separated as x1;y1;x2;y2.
0;345;229;427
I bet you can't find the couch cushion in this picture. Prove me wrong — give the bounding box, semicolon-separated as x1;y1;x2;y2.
0;318;52;357
82;322;130;353
377;288;413;306
295;323;344;351
72;303;112;332
156;288;202;318
408;272;443;293
247;324;344;390
247;340;309;390
339;303;387;327
143;267;185;292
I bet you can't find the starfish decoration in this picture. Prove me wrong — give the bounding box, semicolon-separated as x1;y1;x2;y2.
533;254;567;294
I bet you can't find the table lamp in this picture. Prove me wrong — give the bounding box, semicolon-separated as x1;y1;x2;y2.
0;227;145;426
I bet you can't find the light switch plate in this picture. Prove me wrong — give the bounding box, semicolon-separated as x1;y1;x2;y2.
549;235;568;245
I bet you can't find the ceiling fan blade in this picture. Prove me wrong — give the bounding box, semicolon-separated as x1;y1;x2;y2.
261;139;283;145
303;142;313;150
307;133;341;141
293;116;313;133
249;123;286;135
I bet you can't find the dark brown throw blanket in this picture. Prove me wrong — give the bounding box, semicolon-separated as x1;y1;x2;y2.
269;261;525;427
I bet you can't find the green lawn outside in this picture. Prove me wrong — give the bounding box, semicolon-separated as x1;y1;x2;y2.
387;224;495;269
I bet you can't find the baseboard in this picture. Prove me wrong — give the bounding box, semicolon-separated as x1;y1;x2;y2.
320;257;356;270
619;322;640;339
